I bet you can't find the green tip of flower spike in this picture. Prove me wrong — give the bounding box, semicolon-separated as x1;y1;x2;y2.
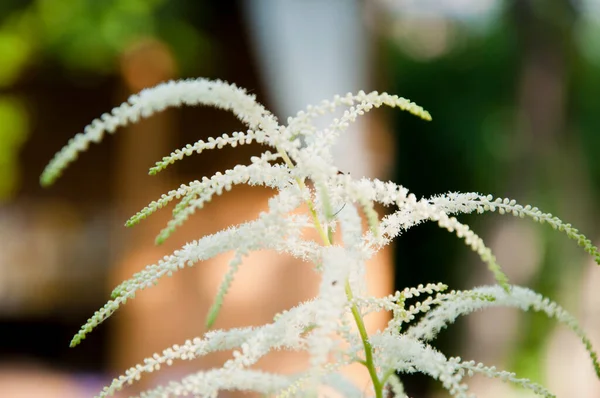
155;219;183;245
495;270;511;293
40;175;53;187
155;230;171;245
205;300;223;329
148;163;164;176
125;211;150;228
484;253;510;292
125;218;140;228
40;166;62;187
149;155;179;175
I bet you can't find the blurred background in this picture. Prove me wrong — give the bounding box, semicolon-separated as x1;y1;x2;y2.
1;0;599;397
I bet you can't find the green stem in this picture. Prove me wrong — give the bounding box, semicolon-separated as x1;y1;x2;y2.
277;147;330;244
276;145;383;398
346;281;383;398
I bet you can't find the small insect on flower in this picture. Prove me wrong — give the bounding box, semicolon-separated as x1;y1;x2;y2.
304;170;348;218
332;170;348;217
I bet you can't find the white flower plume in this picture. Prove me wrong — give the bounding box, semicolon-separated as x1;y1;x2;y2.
41;78;600;397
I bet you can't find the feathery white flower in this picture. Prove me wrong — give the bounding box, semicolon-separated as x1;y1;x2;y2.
41;77;600;397
407;285;600;377
371;333;470;397
455;359;554;397
41;79;280;186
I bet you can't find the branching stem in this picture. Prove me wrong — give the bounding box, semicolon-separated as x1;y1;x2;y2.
276;145;383;398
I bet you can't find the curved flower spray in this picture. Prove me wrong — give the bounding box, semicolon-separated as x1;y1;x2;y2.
42;78;600;398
